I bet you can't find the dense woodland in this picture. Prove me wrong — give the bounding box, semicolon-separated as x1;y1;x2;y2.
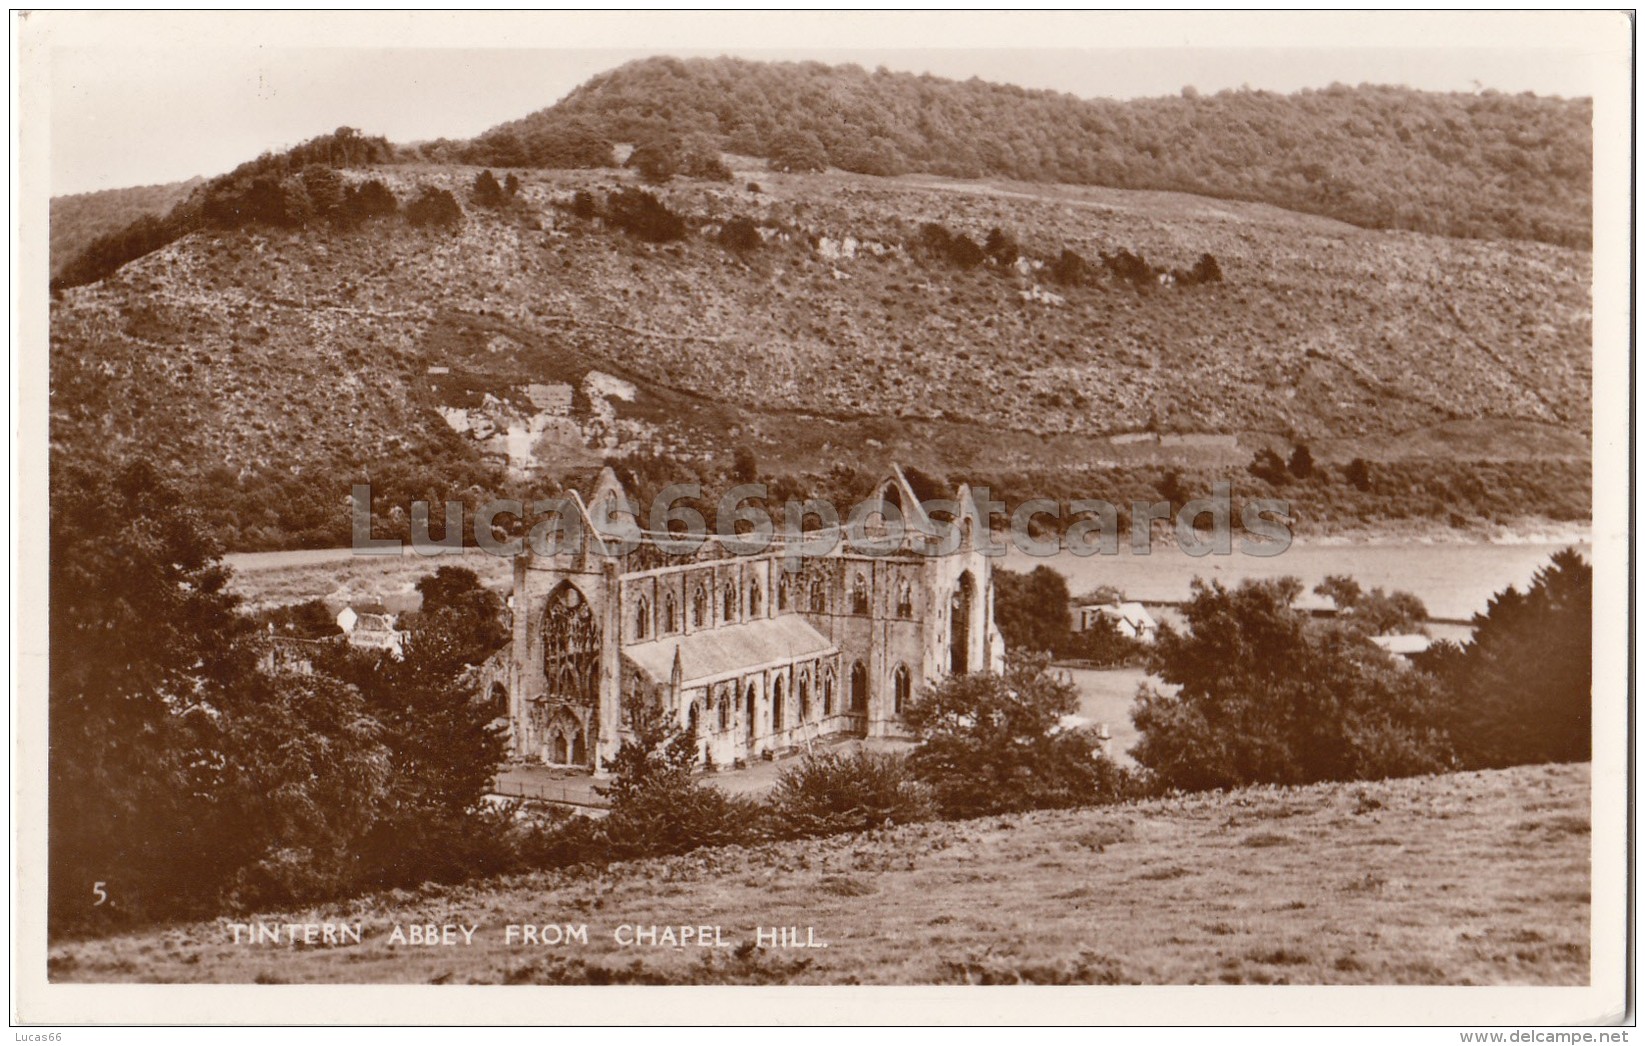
479;56;1592;247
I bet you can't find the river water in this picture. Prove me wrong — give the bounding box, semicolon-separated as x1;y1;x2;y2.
1005;540;1589;622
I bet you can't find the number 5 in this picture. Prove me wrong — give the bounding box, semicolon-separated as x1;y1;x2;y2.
92;881;107;906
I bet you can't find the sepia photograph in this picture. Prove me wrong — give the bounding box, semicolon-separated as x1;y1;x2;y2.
11;9;1632;1029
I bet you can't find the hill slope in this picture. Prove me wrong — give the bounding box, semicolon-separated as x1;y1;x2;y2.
48;762;1589;985
49;179;201;278
476;56;1592;247
49;162;1593;547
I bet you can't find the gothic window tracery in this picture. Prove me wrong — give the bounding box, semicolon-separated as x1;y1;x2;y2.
542;584;599;709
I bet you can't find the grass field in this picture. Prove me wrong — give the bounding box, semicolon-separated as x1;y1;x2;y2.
49;762;1589;985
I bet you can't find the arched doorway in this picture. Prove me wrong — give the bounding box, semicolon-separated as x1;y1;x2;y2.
950;572;974;675
543;708;585;767
850;660;869;714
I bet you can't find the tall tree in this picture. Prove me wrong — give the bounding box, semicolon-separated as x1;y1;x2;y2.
1131;576;1452;791
49;460;257;928
1419;549;1591;768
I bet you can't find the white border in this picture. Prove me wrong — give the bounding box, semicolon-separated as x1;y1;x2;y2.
11;9;1634;1027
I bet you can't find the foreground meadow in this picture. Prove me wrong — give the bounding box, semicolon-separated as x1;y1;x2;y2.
49;763;1588;985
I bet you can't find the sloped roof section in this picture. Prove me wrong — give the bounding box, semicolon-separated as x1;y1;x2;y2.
624;615;836;688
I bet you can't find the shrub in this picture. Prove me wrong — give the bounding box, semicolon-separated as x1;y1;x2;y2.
343;178;399;223
406;186;464;229
1049;248;1094;287
1248;447;1291;486
1130;577;1453;792
766;750;934;839
717;216;762;252
768;129;828;173
472;169;506;208
1288;444;1316;479
906;654;1133;818
598;697;763;858
605;188;687;243
1344;457;1374;492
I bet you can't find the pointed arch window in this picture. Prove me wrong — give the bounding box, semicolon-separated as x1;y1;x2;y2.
633;594;651;641
692;583;708;628
543;584;599;709
851;572;870;615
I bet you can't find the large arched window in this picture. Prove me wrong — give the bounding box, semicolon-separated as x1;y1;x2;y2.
543;584;599;709
896;581;914;619
822;666;835;716
772;674;785;733
798;668;811;721
717;687;731;732
724;581;739;624
633;594;651;641
810;577;828;613
691;583;708;629
664;591;679;634
778;574;791;611
748;578;763;618
851;572;870;615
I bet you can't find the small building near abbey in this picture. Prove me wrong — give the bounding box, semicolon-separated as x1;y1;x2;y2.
489;465;1004;773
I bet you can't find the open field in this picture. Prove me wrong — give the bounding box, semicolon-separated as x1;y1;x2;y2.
49;762;1589;985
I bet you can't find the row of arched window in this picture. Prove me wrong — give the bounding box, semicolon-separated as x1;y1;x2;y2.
631;571;921;640
697;660;916;740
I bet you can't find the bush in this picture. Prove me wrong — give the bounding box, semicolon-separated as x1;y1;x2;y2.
766;750;934;838
472;169;506;208
1248;447;1290;486
768;129;828;173
598;697;763;858
1130;577;1453;792
343;178;399;223
906;654;1133;818
605;188;687;243
406;186;464;229
717;216;762;252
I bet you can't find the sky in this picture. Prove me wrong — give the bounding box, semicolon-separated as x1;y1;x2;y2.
36;11;1623;196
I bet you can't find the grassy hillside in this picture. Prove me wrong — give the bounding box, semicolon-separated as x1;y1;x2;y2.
48;762;1589;984
49;178;201;278
474;56;1592;247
